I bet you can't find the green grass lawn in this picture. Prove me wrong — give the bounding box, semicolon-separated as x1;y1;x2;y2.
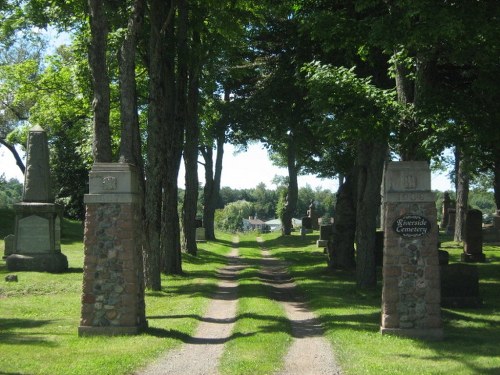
0;210;234;375
2;207;500;375
264;231;500;375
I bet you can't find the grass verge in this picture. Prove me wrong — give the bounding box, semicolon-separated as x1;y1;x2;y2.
264;231;500;375
0;214;234;375
219;233;291;375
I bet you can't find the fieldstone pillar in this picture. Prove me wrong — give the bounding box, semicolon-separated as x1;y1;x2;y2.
79;163;147;336
381;161;443;340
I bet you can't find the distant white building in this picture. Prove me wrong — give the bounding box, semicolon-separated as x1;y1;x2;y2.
265;218;281;232
242;216;267;232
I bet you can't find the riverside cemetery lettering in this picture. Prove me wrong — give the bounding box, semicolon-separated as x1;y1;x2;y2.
392;214;431;238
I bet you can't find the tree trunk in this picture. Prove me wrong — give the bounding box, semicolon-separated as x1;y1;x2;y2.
282;133;298;235
493;145;500;212
161;0;184;275
182;31;201;255
328;171;356;269
119;0;145;166
143;0;170;290
87;0;112;162
454;148;469;242
118;0;147;286
355;139;387;289
394;55;429;161
202;128;224;241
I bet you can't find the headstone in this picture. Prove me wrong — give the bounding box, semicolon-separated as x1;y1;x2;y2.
79;163;147;336
380;161;443;340
462;209;485;262
195;218;203;228
317;224;333;248
196;227;206;242
6;126;67;273
440;192;451;229
483;210;500;243
302;216;312;231
446;208;456;235
307;200;319;230
441;264;481;308
3;234;14;258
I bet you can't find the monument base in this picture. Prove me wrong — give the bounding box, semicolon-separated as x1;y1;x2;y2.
6;252;68;273
78;322;148;337
317;239;329;248
461;253;486;262
380;327;444;341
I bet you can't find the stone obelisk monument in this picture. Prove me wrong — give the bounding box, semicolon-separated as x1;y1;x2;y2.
6;125;68;272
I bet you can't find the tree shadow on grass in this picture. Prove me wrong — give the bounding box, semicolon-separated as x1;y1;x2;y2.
0;318;58;347
144;311;290;344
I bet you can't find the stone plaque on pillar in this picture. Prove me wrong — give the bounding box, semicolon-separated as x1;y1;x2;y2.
381;161;443;340
79;163;147;336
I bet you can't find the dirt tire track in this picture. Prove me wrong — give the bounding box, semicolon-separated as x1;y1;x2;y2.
135;240;241;375
257;237;342;375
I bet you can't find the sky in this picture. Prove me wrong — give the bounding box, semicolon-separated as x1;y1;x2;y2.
1;142;454;192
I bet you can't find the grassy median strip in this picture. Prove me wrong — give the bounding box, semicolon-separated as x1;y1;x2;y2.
219;233;291;375
265;231;500;375
0;216;234;375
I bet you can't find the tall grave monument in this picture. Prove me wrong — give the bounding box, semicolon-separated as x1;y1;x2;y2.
6;126;67;272
79;163;147;335
381;161;443;340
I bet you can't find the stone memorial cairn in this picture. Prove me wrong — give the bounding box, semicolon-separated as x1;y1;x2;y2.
79;163;147;336
6;126;67;272
381;161;443;340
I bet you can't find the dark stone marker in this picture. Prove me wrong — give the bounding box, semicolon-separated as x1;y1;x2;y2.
302;216;312;230
317;224;334;248
440;192;451;229
462;209;485;262
446;208;456;235
441;264;481;308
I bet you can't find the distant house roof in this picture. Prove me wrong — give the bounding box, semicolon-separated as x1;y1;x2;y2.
265;219;281;226
248;218;266;225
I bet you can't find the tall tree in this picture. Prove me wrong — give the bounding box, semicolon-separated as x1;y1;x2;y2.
87;0;112;162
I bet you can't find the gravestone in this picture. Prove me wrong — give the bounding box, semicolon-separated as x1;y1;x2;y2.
440;192;451;229
79;163;147;336
446;208;456;235
441;264;481;308
3;234;14;258
317;224;333;248
301;216;312;235
380;161;443;340
483;209;500;243
195;217;206;242
6;126;67;273
307;200;319;230
462;209;485;262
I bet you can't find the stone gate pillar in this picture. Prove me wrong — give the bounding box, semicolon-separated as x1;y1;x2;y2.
380;161;443;340
79;163;147;336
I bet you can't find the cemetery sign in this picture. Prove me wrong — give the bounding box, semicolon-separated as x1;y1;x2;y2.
392;214;431;238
